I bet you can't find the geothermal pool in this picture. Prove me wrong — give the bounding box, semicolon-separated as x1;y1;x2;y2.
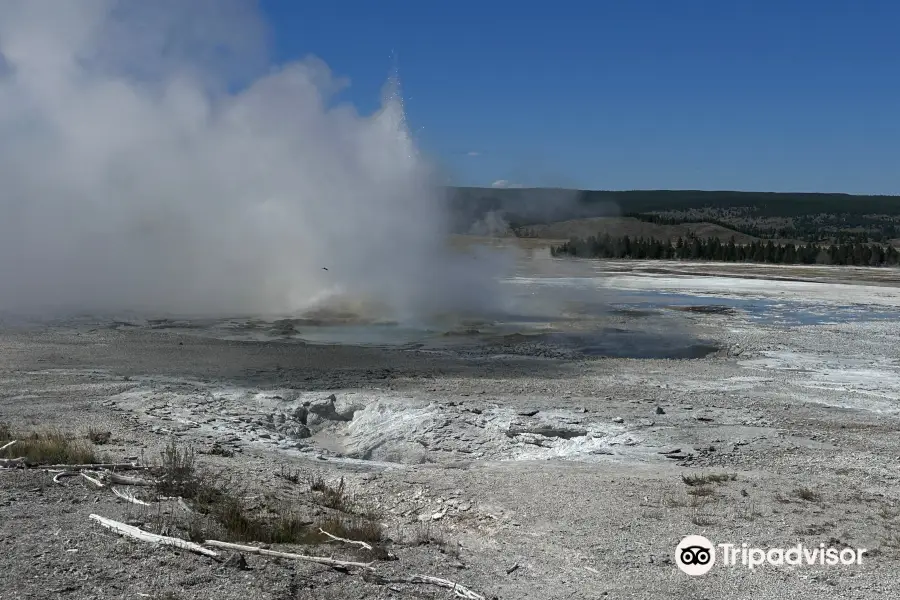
78;258;900;362
6;257;899;362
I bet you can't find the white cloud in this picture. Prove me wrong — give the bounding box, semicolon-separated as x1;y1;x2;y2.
466;151;479;157
491;179;524;189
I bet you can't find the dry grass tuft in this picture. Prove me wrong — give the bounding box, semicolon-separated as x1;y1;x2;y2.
278;466;303;485
792;487;821;502
687;485;715;497
155;440;201;498
306;473;361;514
878;505;900;521
0;423;98;465
411;522;460;558
737;502;764;521
148;441;383;548
86;428;112;445
690;508;716;526
682;472;737;487
880;522;900;553
662;493;689;508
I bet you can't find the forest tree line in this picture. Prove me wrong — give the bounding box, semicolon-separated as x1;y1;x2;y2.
551;233;900;266
623;212;899;243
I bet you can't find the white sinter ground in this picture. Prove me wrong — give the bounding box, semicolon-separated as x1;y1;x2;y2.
4;259;900;600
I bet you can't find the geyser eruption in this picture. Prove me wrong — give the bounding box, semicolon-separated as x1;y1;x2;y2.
0;0;513;321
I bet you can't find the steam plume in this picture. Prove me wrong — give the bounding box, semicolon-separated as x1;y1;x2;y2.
0;0;512;319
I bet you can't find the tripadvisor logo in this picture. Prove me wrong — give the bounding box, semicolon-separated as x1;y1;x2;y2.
676;535;716;576
675;535;867;575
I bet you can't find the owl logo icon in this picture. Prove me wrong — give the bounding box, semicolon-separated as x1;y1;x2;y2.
676;535;716;575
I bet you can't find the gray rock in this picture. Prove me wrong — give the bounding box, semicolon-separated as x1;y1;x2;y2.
223;553;247;570
278;423;311;439
308;394;354;422
306;413;325;429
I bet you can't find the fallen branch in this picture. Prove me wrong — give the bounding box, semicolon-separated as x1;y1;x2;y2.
319;528;373;551
400;575;485;600
53;471;80;484
81;472;105;488
89;514;219;558
367;574;485;599
43;463;151;471
112;487;151;506
1;461;154;471
203;540;375;570
99;471;152;486
0;440;17;453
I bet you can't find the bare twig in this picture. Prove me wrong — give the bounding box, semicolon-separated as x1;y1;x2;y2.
203;540;375;570
89;514;219;558
0;457;26;468
0;440;17;453
369;574;485;599
318;527;374;551
81;472;105;488
112;487;150;506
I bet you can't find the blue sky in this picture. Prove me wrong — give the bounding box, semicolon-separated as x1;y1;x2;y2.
259;0;899;194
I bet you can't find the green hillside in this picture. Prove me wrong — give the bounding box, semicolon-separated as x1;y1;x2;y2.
448;187;900;243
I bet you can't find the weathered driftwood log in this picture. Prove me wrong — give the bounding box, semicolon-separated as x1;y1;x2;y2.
1;460;153;471
99;471;152;486
46;463;151;470
89;514;219;558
